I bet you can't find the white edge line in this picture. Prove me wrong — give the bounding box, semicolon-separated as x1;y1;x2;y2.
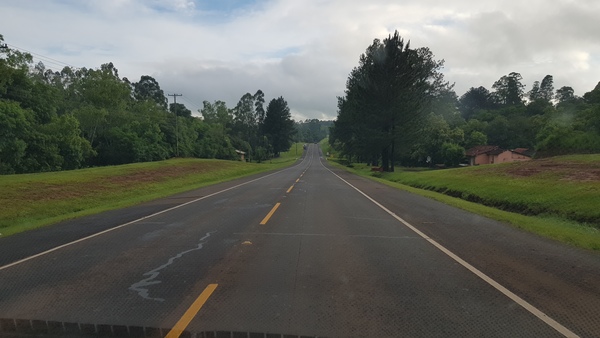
319;159;579;338
0;157;309;272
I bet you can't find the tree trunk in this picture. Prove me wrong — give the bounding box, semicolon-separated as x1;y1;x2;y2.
381;147;389;171
390;139;395;172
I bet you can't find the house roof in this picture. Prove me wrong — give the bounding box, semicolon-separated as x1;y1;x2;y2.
487;148;506;155
465;145;501;157
512;148;534;157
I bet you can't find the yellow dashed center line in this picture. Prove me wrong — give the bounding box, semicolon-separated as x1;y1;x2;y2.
165;283;218;338
260;203;281;225
261;171;304;225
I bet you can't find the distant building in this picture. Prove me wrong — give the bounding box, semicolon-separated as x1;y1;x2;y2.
466;146;533;165
235;149;246;161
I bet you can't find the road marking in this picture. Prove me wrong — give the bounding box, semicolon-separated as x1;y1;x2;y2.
165;283;218;338
0;157;309;272
286;185;294;193
320;160;579;338
296;178;300;183
260;203;281;225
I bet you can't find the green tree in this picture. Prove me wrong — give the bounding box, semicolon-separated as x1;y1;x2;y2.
296;119;332;143
583;82;600;104
201;100;233;127
458;86;496;120
409;113;464;166
254;89;266;126
539;75;554;102
170;102;192;118
332;31;449;171
263;97;295;156
441;142;465;167
529;81;541;101
556;86;576;104
464;131;488;149
132;75;168;109
492;72;525;106
232;93;258;154
0;101;32;173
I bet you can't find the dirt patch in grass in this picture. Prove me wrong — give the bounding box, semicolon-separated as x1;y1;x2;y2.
505;158;600;182
12;181;110;203
104;162;223;187
4;161;227;205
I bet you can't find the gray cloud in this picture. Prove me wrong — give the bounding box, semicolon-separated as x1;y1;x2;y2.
1;0;599;120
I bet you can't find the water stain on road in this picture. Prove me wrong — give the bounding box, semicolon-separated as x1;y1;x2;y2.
128;231;215;302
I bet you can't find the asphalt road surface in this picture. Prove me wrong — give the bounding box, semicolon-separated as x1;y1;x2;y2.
1;144;599;337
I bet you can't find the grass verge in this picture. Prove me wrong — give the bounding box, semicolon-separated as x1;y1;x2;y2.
271;143;306;164
327;159;600;251
0;157;297;237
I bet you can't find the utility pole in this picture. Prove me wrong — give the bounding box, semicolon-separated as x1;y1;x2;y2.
168;94;182;157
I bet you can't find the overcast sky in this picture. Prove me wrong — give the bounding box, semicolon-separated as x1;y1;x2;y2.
2;0;599;120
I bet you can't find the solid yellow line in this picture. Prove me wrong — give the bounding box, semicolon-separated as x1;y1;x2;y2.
260;203;281;225
286;185;294;193
165;283;218;338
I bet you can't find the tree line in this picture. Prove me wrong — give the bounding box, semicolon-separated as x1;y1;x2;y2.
295;119;333;144
0;34;296;174
330;31;600;170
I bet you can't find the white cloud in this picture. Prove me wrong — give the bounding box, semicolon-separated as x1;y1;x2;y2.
1;0;600;120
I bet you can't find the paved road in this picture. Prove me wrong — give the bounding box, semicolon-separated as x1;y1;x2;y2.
1;145;599;337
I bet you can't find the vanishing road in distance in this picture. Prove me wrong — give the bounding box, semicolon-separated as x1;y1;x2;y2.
1;144;599;337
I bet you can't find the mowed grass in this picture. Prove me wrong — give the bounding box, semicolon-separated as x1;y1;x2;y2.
327;153;600;251
0;154;299;237
386;155;600;225
271;143;306;163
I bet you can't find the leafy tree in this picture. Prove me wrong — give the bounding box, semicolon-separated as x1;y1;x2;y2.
170;102;192;118
556;86;576;104
201;100;233;127
492;72;525;106
263;97;295;156
539;75;554;102
194;122;237;160
409;113;463;166
232;93;258;153
441;142;465;167
485;115;511;148
583;81;600;104
528;81;541;101
333;31;449;171
527;75;554;116
464;131;488;149
430;86;462;127
132;75;168;109
39;114;93;170
296;119;332;143
254;89;266;126
0;101;32;173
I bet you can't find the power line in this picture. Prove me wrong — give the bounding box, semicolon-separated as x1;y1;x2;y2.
5;43;78;70
180;95;202;113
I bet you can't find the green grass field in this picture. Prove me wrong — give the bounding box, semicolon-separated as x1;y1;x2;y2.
381;155;600;226
0;148;301;237
323;146;600;251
